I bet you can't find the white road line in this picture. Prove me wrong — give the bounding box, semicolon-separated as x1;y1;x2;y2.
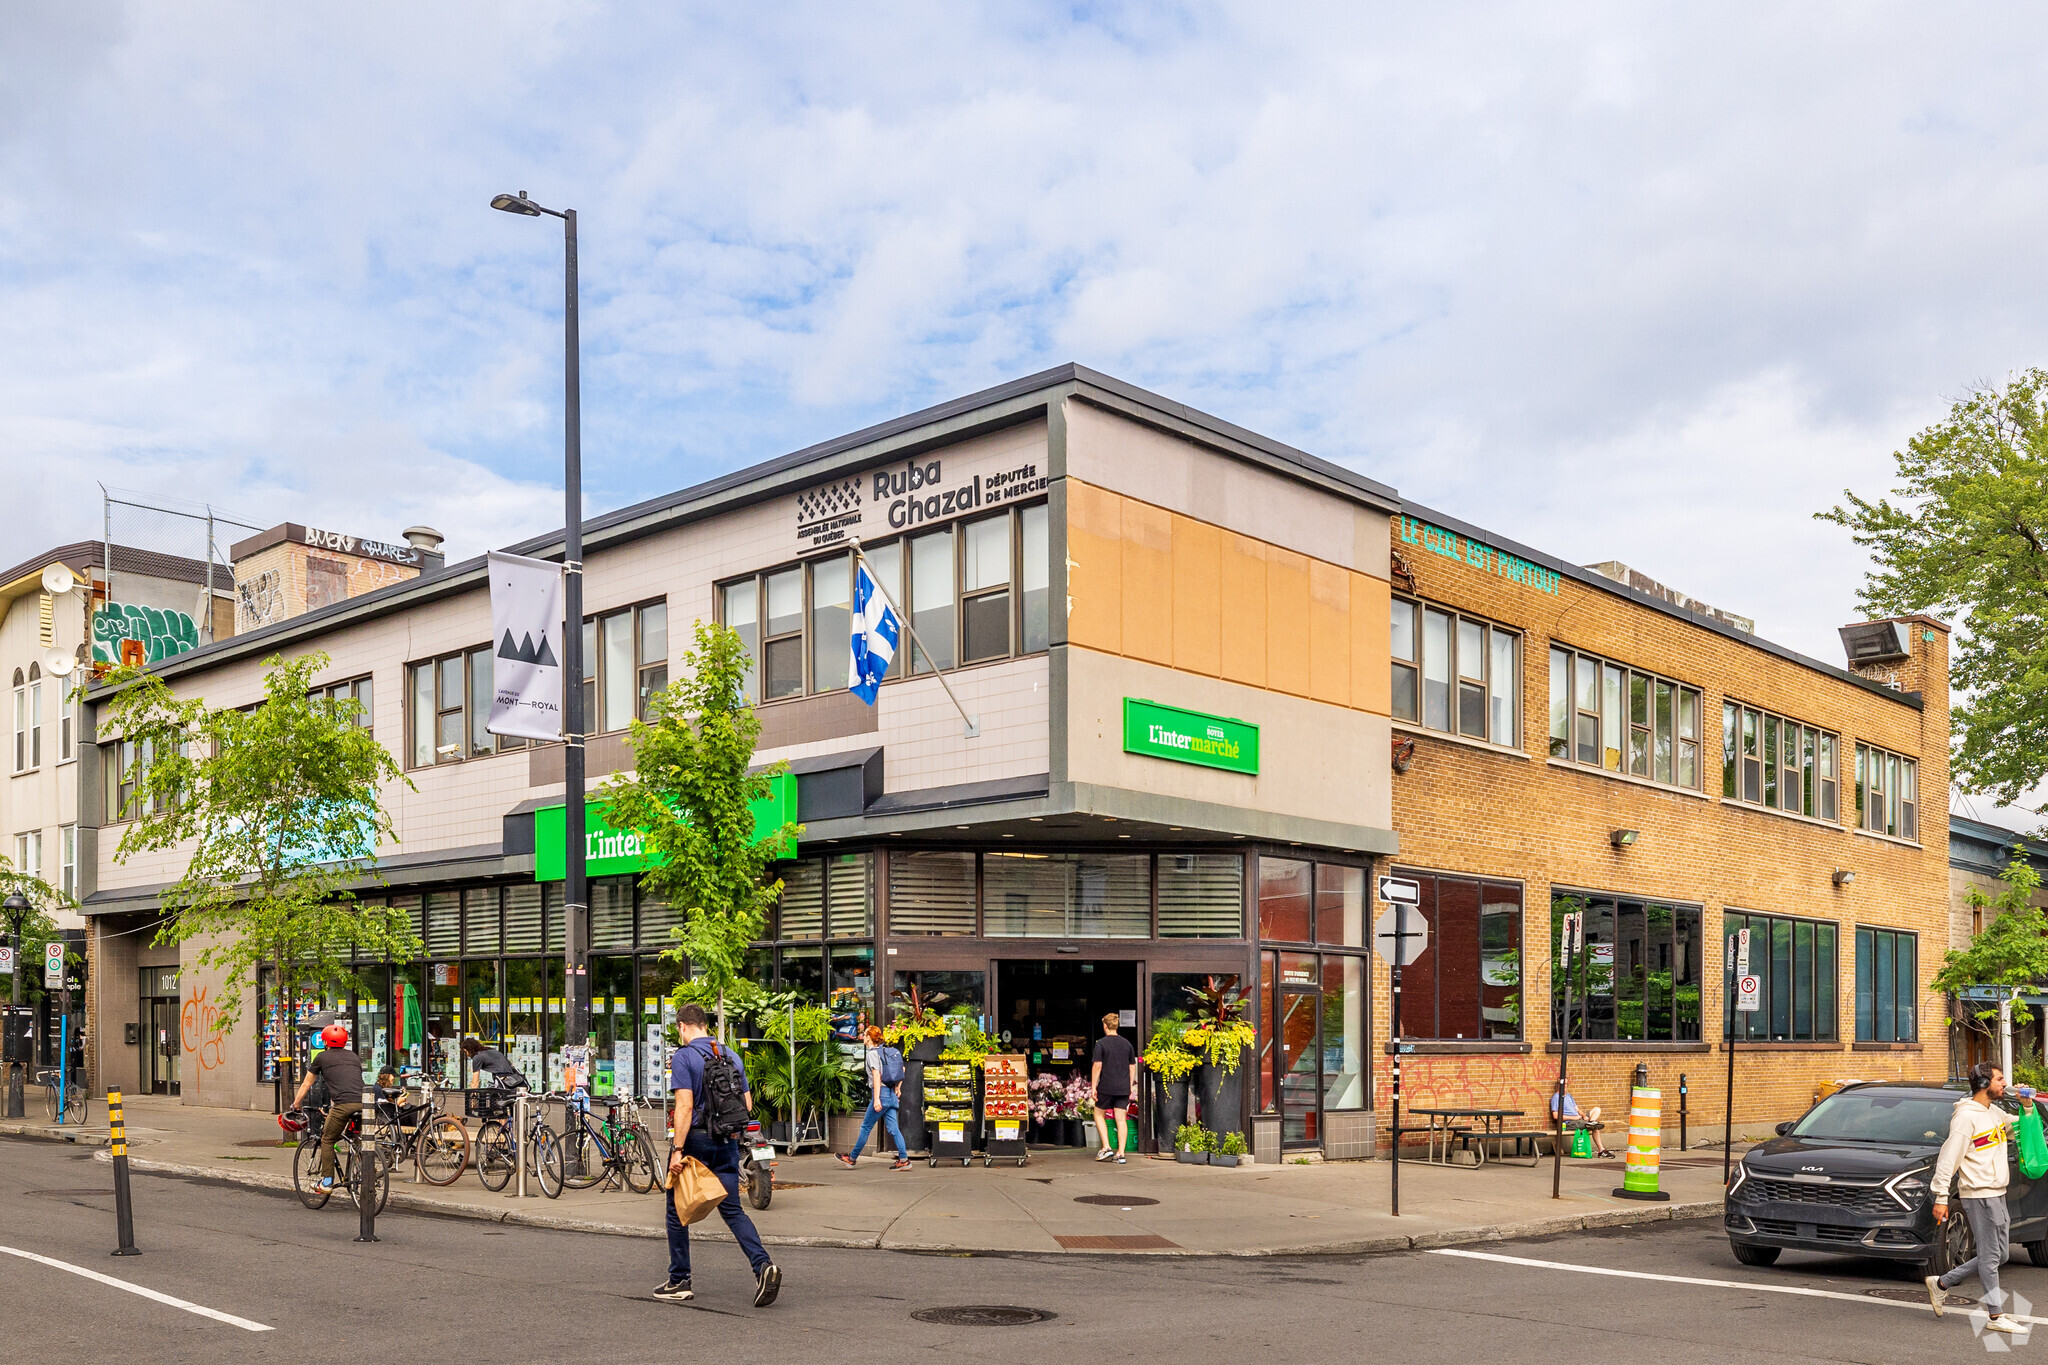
1429;1248;2048;1327
0;1244;273;1332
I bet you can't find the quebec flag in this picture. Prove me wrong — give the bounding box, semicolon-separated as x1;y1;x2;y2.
848;561;902;705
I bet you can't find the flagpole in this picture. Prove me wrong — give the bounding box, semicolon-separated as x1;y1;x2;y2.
849;538;978;738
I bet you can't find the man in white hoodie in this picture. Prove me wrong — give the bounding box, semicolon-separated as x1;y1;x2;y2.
1927;1062;2041;1333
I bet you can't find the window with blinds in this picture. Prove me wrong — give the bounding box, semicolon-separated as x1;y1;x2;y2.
544;883;564;954
1158;854;1244;937
985;852;1149;938
888;852;977;936
390;892;424;943
425;890;460;957
778;861;825;939
640;890;681;948
463;887;501;955
592;876;635;952
827;854;873;937
503;884;542;953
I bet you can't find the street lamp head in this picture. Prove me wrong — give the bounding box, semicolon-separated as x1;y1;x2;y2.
1;892;28;931
490;191;545;217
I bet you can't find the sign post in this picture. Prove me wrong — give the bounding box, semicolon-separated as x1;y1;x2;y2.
1552;910;1581;1199
1375;876;1427;1217
1723;931;1756;1184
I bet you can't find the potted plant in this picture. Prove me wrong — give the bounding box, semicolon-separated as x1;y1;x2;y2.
886;982;951;1062
1183;976;1256;1133
1213;1130;1249;1168
1174;1121;1210;1165
1144;1010;1199;1143
1029;1073;1063;1144
1071;1082;1098;1148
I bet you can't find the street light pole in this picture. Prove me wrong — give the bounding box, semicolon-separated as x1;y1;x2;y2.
491;191;590;1067
4;893;28;1119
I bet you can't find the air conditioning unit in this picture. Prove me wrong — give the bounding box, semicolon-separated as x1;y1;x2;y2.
1839;621;1909;665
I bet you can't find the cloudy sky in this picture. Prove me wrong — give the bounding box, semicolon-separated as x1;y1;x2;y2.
5;4;2043;804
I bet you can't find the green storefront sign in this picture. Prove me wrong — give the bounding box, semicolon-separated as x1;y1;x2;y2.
533;772;799;881
1122;698;1259;775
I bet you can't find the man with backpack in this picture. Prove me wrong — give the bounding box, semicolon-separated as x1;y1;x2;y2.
655;1004;781;1308
837;1025;912;1170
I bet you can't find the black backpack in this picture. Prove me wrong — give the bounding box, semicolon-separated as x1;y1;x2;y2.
689;1039;752;1141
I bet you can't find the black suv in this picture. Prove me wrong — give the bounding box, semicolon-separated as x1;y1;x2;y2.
1726;1080;2048;1274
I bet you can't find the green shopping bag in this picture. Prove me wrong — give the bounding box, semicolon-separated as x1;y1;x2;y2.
2018;1106;2048;1180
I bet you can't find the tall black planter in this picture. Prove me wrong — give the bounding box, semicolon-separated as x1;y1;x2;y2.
899;1062;927;1154
908;1036;945;1063
1194;1049;1250;1134
1154;1078;1191;1145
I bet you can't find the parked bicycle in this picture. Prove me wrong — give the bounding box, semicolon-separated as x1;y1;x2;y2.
284;1105;391;1214
473;1085;564;1197
558;1090;660;1194
374;1075;470;1186
33;1066;86;1125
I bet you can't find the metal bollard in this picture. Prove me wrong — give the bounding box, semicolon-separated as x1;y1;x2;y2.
1678;1073;1689;1152
108;1089;139;1256
513;1092;530;1199
354;1087;379;1243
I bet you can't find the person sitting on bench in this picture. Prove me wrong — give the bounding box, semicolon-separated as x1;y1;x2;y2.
1549;1084;1610;1156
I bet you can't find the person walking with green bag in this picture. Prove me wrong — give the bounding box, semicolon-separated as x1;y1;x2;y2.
1091;1013;1138;1163
1926;1062;2046;1334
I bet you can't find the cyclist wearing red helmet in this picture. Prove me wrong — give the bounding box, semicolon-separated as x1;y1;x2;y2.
292;1022;365;1191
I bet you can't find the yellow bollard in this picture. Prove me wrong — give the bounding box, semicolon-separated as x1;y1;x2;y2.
109;1089;140;1254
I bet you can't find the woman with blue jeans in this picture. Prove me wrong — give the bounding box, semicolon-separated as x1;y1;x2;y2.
838;1026;912;1170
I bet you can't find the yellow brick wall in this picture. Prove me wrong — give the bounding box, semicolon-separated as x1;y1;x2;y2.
1373;517;1952;1143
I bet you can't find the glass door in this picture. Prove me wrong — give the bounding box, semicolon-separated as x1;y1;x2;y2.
149;998;182;1096
1276;952;1320;1145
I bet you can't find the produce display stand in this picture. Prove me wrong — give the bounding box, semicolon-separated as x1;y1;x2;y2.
981;1053;1029;1167
924;1061;976;1166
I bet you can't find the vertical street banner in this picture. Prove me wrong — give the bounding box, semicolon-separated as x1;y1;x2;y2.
486;550;564;741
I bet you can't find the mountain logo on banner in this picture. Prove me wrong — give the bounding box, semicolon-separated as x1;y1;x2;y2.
499;630;558;667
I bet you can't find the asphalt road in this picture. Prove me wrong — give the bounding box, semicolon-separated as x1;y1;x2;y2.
1;1135;2040;1363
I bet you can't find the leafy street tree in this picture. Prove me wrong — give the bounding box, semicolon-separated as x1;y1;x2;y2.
101;652;421;1076
1933;858;2048;1037
1821;370;2048;809
599;620;799;1042
0;855;80;1009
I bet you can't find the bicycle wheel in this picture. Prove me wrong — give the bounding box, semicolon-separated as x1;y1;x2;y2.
63;1083;85;1126
44;1081;59;1122
622;1130;659;1195
341;1140;392;1215
475;1120;514;1191
292;1136;333;1210
533;1127;565;1199
561;1124;604;1191
417;1115;469;1186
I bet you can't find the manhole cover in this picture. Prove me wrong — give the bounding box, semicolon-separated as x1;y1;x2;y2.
1866;1286;1975;1307
912;1306;1057;1327
26;1189;115;1199
1073;1194;1159;1206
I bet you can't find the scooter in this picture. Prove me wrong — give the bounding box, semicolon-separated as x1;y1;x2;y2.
738;1119;777;1210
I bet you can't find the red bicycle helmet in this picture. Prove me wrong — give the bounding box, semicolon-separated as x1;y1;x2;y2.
321;1022;350;1048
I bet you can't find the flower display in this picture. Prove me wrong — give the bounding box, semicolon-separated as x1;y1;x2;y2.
1029;1072;1065;1124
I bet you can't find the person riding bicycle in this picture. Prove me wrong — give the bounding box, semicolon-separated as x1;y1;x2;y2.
292;1022;366;1191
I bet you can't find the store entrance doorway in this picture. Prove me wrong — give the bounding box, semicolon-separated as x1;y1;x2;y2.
994;959;1138;1134
148;997;181;1096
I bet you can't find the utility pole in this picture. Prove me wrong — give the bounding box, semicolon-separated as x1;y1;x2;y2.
1552;910;1577;1200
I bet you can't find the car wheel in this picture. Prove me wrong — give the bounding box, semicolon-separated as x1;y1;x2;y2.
2027;1239;2048;1268
1730;1240;1781;1267
1925;1209;1974;1279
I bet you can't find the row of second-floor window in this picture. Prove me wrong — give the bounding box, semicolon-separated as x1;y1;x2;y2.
1722;702;1839;822
1548;647;1703;790
1855;743;1919;842
405;602;665;768
1390;598;1518;745
11;825;76;898
720;501;1049;704
12;665;75;772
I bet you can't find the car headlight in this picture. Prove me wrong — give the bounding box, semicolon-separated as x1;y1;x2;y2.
1728;1161;1749;1197
1883;1166;1931;1211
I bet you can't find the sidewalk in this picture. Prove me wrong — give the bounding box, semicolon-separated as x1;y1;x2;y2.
4;1096;1739;1257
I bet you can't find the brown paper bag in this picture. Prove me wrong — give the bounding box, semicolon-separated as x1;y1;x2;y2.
668;1156;725;1225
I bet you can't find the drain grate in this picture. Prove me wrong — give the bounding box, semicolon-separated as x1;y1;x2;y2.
1866;1286;1975;1307
912;1306;1057;1327
1074;1194;1159;1206
26;1189;115;1199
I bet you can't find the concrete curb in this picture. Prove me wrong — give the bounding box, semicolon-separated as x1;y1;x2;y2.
0;1120;109;1146
88;1148;1720;1257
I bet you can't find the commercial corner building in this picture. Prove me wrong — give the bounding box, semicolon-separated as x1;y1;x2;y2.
76;365;1950;1159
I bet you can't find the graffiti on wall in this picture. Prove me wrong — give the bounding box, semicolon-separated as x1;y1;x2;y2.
180;984;229;1097
1373;1052;1562;1115
238;568;285;631
92;603;200;666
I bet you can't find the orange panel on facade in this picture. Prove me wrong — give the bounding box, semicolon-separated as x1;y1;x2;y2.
1308;560;1351;705
1350;571;1391;716
1219;532;1268;689
1266;548;1311;697
1171;515;1222;678
1064;480;1122;653
1120;499;1174;666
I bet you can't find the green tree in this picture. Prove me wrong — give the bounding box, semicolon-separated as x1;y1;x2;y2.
1820;371;2048;807
598;621;799;1041
100;652;421;1063
1932;858;2048;1036
0;855;81;1008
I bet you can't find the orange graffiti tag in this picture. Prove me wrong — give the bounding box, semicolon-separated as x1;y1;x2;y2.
181;985;229;1087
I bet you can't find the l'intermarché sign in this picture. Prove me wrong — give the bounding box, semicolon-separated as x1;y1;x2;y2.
534;772;799;881
1122;698;1259;775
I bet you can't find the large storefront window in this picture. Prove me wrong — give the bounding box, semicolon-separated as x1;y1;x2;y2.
886;851;1246;940
1387;868;1523;1041
1855;927;1918;1043
1553;890;1705;1042
1258;950;1366;1146
1722;910;1837;1042
984;852;1149;938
